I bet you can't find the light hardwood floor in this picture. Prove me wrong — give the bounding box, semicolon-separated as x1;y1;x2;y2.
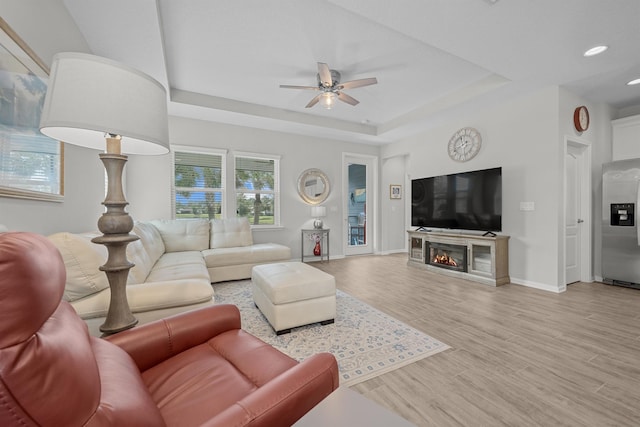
312;253;640;427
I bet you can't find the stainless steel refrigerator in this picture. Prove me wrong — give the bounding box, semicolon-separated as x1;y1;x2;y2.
602;159;640;289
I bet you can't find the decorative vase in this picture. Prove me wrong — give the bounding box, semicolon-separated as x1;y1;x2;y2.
313;240;322;256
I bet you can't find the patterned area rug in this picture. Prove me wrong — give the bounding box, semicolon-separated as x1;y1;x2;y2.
213;280;450;387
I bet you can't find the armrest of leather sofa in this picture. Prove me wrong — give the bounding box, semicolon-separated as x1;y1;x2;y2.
202;352;339;427
105;304;241;372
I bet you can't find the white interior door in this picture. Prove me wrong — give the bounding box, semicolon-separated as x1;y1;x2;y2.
344;154;375;256
564;140;591;285
565;149;580;284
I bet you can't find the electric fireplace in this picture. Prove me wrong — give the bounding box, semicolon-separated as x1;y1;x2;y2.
426;242;467;272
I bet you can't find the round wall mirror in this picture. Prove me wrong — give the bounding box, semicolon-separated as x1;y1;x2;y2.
297;168;331;205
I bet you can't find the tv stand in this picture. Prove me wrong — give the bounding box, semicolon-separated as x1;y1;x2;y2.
407;230;510;286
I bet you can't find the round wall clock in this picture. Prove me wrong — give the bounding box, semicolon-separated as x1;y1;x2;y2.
448;127;482;162
573;106;589;132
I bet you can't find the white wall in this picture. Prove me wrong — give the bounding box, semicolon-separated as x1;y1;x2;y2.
0;1;97;234
1;0;620;289
381;87;615;292
1;145;104;234
126;153;173;221
382;88;560;291
126;116;380;260
0;0;90;65
1;2;381;255
558;88;616;283
380;154;408;253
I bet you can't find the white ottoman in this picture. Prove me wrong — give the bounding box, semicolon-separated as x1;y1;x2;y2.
252;262;336;335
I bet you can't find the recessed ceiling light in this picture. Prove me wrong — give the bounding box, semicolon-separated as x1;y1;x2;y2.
628;78;640;86
584;45;608;57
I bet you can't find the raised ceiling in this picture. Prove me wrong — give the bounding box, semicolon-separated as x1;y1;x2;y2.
63;0;640;144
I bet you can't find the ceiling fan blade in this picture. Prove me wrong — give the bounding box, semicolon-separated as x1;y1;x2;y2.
280;84;319;90
317;62;333;87
337;91;359;106
305;94;322;108
338;77;378;90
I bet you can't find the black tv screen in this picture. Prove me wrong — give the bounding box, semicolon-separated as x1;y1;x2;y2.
411;167;502;232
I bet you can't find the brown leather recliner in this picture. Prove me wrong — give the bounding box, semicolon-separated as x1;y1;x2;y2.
0;232;339;426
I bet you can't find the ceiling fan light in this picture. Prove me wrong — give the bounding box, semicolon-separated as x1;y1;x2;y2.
320;92;337;109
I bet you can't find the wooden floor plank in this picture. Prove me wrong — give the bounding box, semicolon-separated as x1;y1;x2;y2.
312;254;640;427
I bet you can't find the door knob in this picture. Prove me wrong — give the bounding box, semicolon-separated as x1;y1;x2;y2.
577;219;584;223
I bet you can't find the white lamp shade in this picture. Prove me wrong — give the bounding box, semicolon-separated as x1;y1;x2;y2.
39;52;169;155
311;206;327;218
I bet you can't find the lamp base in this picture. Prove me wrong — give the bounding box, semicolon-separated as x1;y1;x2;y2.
95;148;138;335
313;219;324;229
93;233;139;334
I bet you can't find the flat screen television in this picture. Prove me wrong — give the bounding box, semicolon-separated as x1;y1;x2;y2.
411;167;502;232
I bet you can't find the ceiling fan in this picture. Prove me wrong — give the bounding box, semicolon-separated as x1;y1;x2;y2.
280;62;378;109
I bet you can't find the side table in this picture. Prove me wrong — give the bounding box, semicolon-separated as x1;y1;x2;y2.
301;228;329;262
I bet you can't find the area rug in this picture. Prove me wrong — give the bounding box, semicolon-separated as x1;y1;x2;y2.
213;280;450;387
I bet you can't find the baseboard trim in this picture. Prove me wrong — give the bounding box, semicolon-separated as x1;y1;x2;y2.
377;249;408;256
302;255;346;262
510;277;566;293
303;253;574;294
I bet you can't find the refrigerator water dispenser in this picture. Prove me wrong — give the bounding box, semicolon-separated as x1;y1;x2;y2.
610;203;634;226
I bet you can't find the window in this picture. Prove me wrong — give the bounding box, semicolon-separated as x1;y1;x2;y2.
173;147;225;219
235;153;280;226
0;134;64;201
171;148;279;224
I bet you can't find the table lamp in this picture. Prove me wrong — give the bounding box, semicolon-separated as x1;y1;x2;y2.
40;52;169;334
311;206;327;229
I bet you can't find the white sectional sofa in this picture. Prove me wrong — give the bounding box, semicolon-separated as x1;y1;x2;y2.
48;217;291;335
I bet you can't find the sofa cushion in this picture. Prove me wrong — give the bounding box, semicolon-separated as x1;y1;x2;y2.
146;251;210;283
202;243;291;268
210;217;253;249
126;238;154;286
150;219;210;252
126;222;167;285
134;222;165;264
71;278;214;319
48;232;109;302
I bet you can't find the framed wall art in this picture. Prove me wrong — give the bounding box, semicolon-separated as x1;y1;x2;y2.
390;184;402;199
0;17;64;202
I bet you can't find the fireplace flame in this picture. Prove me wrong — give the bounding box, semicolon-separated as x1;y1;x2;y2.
433;252;457;267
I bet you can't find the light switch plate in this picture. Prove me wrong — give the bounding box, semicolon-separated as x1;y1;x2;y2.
520;201;535;211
